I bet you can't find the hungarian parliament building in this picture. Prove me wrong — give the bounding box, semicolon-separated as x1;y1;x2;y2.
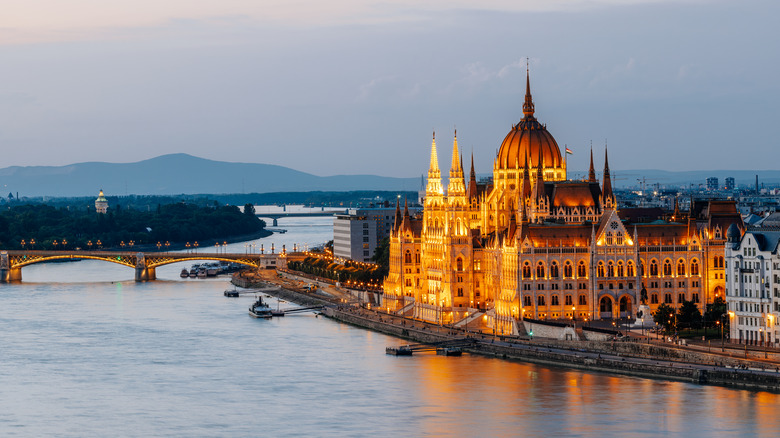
383;72;743;335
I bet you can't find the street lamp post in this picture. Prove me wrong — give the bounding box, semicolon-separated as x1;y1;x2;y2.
157;241;162;252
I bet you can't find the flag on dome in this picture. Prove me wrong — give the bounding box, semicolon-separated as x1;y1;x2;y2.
565;147;573;155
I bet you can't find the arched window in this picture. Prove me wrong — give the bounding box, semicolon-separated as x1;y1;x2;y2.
718;256;724;268
415;251;420;264
607;261;614;277
564;261;573;278
404;251;411;264
663;259;672;276
550;261;559;278
677;259;686;276
578;295;587;306
523;296;532;306
597;261;605;278
664;293;672;304
536;262;546;279
616;232;624;245
690;259;699;276
551;295;560;306
606;232;613;245
456;258;463;272
650;259;658;276
537;295;546;306
522;262;531;279
617;261;624;277
577;261;587;278
627;261;635;277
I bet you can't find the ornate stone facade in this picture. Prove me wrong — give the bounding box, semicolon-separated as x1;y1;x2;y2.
383;72;743;335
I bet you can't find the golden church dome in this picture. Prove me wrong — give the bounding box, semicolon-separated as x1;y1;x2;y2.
496;72;563;171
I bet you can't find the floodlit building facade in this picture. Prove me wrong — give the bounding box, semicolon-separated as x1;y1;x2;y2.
724;225;780;345
383;72;743;335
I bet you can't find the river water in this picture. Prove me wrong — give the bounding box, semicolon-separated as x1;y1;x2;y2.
1;217;779;437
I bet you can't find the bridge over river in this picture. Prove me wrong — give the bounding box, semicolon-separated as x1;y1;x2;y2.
253;206;346;226
0;250;291;282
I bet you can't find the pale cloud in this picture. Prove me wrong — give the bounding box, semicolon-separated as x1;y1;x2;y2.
1;0;710;45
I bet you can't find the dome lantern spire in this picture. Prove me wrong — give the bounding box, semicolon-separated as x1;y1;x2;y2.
522;59;535;119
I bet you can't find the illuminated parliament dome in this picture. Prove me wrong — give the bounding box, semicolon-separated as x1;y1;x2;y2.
495;71;565;181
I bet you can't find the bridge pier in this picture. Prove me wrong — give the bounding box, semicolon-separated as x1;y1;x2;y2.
0;267;22;282
273;218;278;227
135;266;156;281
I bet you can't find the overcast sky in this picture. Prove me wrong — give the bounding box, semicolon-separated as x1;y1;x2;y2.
0;0;777;177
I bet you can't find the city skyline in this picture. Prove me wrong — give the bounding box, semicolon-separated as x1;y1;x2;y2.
1;0;777;177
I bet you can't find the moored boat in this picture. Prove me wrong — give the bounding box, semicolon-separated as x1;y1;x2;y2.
249;296;272;318
180;268;189;278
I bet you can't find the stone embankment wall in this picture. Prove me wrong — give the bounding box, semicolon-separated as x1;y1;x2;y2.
323;308;780;392
238;272;780;392
323;307;452;344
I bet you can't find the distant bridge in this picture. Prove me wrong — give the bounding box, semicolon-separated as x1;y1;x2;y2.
255;207;347;226
0;250;290;282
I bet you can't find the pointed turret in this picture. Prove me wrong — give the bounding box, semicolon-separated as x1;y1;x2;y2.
393;198;402;234
673;197;680;220
534;147;546;202
508;199;517;240
588;147;597;183
521;154;532;200
468;153;478;200
401;198;411;232
447;130;466;198
602;147;614;207
425;131;443;199
522;62;535;119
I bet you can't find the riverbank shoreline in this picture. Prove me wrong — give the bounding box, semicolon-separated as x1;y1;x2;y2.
235;270;780;393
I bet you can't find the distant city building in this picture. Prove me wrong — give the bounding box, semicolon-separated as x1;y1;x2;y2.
725;225;779;346
333;204;422;262
725;177;735;191
707;177;719;191
95;189;108;214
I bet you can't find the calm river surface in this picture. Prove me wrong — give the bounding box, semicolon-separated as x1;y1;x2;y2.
2;217;779;437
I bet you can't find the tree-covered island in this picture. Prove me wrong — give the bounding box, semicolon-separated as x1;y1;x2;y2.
0;203;269;251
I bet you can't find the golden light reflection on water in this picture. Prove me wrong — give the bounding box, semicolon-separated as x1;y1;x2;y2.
386;351;780;437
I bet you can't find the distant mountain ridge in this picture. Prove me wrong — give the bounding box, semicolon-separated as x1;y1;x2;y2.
0;154;422;197
1;153;777;198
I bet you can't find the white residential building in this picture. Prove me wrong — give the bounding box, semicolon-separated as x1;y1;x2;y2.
724;224;780;345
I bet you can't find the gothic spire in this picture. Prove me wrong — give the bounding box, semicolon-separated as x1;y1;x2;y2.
447;130;466;197
521;154;532;199
588;146;596;183
425;131;443;197
468;152;478;199
602;146;614;203
393;198;402;233
534;147;545;201
523;60;535;119
401;198;411;232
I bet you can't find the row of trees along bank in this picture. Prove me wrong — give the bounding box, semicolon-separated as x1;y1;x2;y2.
653;297;730;337
0;203;267;250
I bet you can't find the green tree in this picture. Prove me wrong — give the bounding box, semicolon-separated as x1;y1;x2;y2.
243;203;256;217
677;299;702;329
653;303;676;333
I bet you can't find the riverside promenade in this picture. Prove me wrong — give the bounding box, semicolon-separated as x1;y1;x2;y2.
234;269;780;392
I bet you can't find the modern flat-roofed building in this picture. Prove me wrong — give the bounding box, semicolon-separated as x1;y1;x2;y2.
333;205;422;262
333;214;377;262
707;177;719;191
